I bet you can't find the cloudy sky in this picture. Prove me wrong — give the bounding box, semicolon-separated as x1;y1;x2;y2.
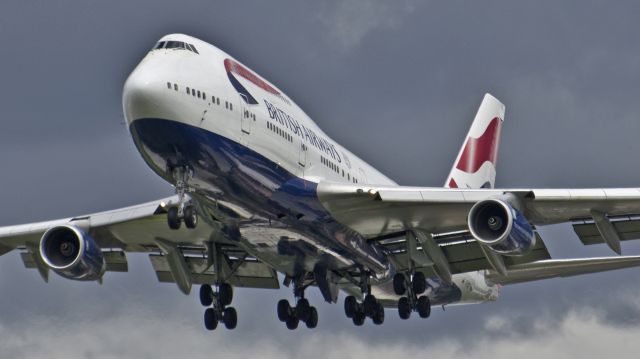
2;1;640;357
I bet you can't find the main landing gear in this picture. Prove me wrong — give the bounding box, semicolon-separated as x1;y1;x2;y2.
277;275;318;330
343;271;385;326
167;166;198;230
200;283;238;330
393;271;431;319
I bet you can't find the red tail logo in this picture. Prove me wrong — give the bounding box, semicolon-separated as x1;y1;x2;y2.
455;117;502;174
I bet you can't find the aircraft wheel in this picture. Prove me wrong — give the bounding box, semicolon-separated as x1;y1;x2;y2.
398;297;411;320
393;273;406;295
219;283;233;306
352;310;366;326
344;296;358;318
296;298;311;322
167;207;181;230
363;294;378;317
286;315;299;330
412;271;426;295
204;308;218;330
199;284;213;306
223;307;238;330
417;296;431;318
277;299;291;322
184;205;198;229
305;307;318;329
372;303;385;325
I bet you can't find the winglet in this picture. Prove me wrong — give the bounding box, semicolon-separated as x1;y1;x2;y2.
445;93;505;189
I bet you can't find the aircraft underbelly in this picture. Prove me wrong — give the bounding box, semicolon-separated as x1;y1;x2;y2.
128;117;392;280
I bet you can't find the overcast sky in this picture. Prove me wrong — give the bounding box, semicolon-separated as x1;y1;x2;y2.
3;1;640;358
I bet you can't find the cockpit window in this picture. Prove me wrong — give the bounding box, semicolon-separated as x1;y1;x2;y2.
153;40;199;54
165;41;184;49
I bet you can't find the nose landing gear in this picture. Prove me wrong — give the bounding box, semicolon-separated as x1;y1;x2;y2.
167;166;198;230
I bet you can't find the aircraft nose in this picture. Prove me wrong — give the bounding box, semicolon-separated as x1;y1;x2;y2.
122;62;174;126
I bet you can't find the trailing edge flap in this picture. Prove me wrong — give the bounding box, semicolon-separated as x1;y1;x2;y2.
486;255;640;285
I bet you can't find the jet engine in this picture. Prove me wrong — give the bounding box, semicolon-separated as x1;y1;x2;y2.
467;198;535;256
39;225;106;280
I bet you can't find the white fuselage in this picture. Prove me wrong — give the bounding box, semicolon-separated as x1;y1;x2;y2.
123;33;498;306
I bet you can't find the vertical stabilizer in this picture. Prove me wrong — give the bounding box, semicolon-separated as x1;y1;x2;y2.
445;93;505;189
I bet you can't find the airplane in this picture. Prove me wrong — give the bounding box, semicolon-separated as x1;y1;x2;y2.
3;33;640;331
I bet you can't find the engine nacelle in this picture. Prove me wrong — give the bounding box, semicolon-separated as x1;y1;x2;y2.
467;198;535;256
39;225;106;281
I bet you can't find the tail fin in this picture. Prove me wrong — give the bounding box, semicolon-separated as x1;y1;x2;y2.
445;93;505;189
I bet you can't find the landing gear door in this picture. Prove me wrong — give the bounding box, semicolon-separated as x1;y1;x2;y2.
239;96;251;135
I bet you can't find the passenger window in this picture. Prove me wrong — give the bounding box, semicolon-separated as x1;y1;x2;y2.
225;101;228;109
217;98;220;105
192;90;196;97
202;92;206;99
197;90;201;98
174;84;178;91
167;82;171;89
230;103;233;111
186;87;190;95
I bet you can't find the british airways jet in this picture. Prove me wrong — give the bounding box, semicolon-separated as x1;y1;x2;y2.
3;34;640;331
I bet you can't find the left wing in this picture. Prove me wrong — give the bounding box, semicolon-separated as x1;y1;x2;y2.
318;182;640;237
0;196;279;293
318;182;640;283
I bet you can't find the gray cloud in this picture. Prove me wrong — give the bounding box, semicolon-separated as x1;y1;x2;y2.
315;0;421;49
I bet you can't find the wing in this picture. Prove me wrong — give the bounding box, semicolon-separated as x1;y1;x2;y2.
318;182;640;284
0;196;279;293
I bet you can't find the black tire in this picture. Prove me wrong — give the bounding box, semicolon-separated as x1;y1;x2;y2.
167;207;181;230
219;283;233;306
416;296;431;318
223;307;238;330
412;271;426;295
363;294;377;318
352;311;365;326
286;315;299;330
344;296;357;318
305;307;318;329
393;273;406;295
204;308;217;330
277;299;291;322
199;285;213;307
296;298;311;322
184;205;198;229
398;297;411;320
372;303;385;325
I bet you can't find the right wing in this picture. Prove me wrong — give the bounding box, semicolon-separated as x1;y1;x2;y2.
0;196;279;293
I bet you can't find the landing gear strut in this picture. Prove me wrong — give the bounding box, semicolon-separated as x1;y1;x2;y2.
393;271;431;319
167;166;198;230
343;270;385;326
277;274;318;330
200;283;237;330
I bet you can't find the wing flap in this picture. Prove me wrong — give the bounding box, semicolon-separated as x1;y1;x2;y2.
573;215;640;245
382;231;550;275
486;255;640;285
149;255;279;289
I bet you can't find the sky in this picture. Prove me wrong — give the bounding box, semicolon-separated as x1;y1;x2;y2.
2;0;640;357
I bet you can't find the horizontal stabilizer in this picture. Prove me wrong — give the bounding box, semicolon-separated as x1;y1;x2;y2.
486;255;640;285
